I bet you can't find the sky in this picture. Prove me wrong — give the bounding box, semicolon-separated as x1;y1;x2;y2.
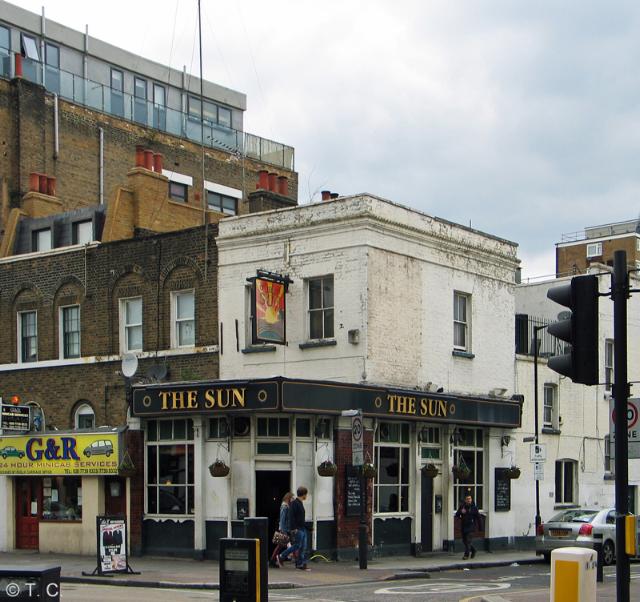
16;0;640;279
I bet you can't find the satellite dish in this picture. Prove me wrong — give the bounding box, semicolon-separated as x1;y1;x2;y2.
121;353;139;378
557;311;571;321
147;363;168;382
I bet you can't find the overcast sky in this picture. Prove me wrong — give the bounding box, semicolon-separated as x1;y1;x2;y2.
17;0;640;278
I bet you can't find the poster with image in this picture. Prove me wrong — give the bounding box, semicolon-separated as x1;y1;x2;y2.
97;516;127;573
252;277;286;344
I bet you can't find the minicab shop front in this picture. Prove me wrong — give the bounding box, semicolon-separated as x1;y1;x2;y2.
0;428;128;554
132;378;523;559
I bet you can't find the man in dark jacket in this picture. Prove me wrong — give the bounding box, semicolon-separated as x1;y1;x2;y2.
455;494;481;559
278;486;310;570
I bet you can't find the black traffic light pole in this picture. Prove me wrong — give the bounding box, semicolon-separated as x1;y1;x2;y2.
612;250;630;602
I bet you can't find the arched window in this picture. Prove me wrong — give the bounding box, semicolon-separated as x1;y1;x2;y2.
74;403;95;430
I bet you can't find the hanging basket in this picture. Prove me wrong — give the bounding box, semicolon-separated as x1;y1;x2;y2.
506;466;521;479
362;462;377;479
317;460;338;477
452;465;471;480
421;463;439;479
209;460;230;477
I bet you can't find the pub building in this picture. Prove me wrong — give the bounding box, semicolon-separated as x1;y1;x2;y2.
0;427;129;555
131;378;522;558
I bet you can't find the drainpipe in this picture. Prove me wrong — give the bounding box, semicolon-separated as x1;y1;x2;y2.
99;127;104;204
53;93;59;159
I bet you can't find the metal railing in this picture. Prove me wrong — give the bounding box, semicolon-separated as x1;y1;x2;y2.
1;48;294;170
515;314;565;357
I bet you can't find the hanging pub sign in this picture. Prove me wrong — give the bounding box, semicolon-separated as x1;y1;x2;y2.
249;270;293;345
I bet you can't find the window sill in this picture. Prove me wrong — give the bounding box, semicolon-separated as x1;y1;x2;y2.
541;427;561;435
452;350;475;359
241;345;276;354
299;339;337;350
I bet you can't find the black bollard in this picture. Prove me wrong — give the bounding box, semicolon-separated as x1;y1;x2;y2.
244;517;269;602
593;533;604;583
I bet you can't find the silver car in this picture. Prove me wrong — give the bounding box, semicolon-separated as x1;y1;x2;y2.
536;508;616;565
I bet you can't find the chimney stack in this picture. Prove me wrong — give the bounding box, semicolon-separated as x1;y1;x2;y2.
321;190;331;201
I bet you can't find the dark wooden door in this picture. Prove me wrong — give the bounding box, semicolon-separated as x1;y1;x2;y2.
420;474;434;552
105;477;126;516
255;470;290;553
16;477;41;549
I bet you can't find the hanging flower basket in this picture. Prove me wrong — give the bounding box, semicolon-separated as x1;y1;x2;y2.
317;460;338;477
452;465;471;480
362;462;377;479
209;460;230;477
421;464;439;479
506;466;521;479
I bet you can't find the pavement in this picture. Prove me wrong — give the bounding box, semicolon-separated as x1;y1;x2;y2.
0;549;543;589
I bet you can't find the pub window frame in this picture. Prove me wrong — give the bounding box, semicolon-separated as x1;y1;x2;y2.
452;427;484;509
374;421;411;515
419;425;442;461
256;416;291;455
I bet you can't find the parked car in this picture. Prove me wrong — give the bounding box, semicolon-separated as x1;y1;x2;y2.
83;439;114;457
536;508;618;564
0;445;25;459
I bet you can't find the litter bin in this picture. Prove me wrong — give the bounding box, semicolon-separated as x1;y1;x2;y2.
0;566;61;601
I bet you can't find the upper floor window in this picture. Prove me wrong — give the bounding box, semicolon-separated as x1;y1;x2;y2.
604;434;612;474
308;276;334;340
555;459;577;504
605;339;614;392
120;297;143;353
110;68;123;92
110;68;124;117
207;191;237;215
153;83;166;129
171;290;195;348
74;403;95;429
169;181;188;202
0;25;9;52
586;242;602;258
45;43;59;68
60;305;81;359
32;228;52;252
72;220;93;245
44;42;60;93
188;96;232;128
21;33;39;60
453;292;470;351
18;310;38;363
543;383;557;429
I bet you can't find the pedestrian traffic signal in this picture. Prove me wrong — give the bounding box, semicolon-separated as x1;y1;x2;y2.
546;275;599;385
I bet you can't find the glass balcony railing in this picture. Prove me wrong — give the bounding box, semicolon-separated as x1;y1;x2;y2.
1;48;294;170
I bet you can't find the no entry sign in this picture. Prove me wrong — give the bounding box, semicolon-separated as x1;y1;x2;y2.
610;398;640;459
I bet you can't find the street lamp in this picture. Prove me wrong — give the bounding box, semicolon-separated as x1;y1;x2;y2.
533;324;548;532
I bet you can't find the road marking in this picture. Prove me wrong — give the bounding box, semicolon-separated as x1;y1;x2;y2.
375;581;511;595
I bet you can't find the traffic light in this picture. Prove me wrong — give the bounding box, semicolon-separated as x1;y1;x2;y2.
546;275;599;385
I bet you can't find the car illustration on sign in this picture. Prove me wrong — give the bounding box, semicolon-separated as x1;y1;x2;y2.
0;445;25;459
83;440;114;458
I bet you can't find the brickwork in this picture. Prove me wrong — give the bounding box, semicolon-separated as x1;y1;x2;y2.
556;236;638;275
125;429;145;555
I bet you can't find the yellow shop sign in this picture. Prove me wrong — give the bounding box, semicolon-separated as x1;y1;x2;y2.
0;433;120;475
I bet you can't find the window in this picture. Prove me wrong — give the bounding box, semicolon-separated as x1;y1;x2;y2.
169;181;188;202
308;276;334;340
375;422;410;513
208;417;229;439
110;68;124;117
419;426;442;461
543;384;557;429
120;297;143;352
605;339;614;391
146;419;194;515
44;42;59;94
72;220;93;245
42;476;82;521
218;106;232;128
171;290;195;348
110;68;123;91
0;25;9;78
60;305;80;359
207;191;237;215
453;292;470;351
586;242;602;258
555;459;577;504
74;403;95;429
452;427;484;508
45;43;58;68
256;417;290;454
604;434;612;473
134;77;147;124
32;228;52;252
187;96;232;128
21;34;39;60
18;311;38;363
296;418;311;438
153;83;166;130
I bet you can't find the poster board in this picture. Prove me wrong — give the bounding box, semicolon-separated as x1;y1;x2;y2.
345;464;362;517
494;467;511;512
96;516;128;574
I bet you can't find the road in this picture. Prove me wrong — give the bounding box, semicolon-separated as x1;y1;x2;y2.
59;563;640;601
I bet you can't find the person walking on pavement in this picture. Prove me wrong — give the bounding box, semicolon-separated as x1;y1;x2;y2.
271;492;294;567
455;493;481;560
279;486;311;571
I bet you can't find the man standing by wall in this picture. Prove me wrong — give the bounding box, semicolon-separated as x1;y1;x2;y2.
279;486;310;571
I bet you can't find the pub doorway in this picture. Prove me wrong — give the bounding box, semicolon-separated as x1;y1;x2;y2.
420;473;434;552
255;470;290;553
105;476;126;516
16;477;41;549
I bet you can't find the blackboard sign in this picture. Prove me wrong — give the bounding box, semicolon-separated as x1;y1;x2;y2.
494;468;511;512
345;464;362;517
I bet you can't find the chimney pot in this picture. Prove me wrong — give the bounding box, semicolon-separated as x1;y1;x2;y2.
46;176;57;197
330;193;339;199
135;146;145;168
143;149;154;171
268;172;278;192
14;54;23;78
321;190;331;201
38;174;48;194
29;172;39;193
153;152;164;173
258;170;269;190
277;176;288;196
